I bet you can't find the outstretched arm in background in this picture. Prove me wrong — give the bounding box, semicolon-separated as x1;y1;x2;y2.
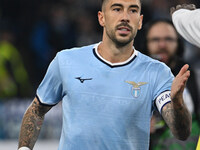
162;64;192;141
18;97;52;150
171;4;200;48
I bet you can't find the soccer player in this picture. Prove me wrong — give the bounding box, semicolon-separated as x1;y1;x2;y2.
18;0;192;150
171;4;200;48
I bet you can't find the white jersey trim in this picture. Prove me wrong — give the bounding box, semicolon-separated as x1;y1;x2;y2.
36;94;58;106
18;147;31;150
93;42;138;67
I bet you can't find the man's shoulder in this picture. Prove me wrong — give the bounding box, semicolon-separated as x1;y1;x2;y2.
137;51;170;70
54;43;97;65
137;51;162;64
58;44;96;56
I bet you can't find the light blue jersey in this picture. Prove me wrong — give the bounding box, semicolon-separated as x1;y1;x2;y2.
37;42;174;150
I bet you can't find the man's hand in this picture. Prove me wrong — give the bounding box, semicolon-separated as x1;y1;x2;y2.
161;65;192;141
170;4;196;16
171;64;190;104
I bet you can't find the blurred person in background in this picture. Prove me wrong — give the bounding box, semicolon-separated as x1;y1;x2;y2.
132;0;199;52
150;0;170;19
75;9;101;46
143;19;200;150
0;28;32;99
30;2;77;82
134;0;199;22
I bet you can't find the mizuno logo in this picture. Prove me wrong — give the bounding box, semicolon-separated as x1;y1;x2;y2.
75;77;93;83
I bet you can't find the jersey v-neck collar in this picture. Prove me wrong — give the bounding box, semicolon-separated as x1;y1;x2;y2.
93;42;138;68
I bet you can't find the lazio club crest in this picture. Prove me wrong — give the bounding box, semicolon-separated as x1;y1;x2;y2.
125;81;148;98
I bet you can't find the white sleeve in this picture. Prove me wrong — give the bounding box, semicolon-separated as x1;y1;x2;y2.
183;88;194;114
172;9;200;48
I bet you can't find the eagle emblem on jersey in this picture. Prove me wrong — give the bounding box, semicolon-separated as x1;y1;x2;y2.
125;81;148;98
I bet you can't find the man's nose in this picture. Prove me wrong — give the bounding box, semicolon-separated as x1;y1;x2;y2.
158;39;167;48
121;11;130;23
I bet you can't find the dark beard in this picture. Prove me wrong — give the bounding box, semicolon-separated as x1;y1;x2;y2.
112;36;134;47
106;23;136;47
150;52;175;66
106;27;137;47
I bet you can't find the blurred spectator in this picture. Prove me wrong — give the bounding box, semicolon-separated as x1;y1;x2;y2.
143;19;200;150
151;0;171;19
138;0;199;20
30;2;77;81
0;29;32;99
75;9;101;46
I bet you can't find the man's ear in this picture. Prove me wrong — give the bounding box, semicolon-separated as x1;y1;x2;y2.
98;11;105;27
138;14;143;30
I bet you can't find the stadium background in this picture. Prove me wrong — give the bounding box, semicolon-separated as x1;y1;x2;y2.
0;0;199;149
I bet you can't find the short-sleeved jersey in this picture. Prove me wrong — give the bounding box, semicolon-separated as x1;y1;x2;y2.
37;42;174;150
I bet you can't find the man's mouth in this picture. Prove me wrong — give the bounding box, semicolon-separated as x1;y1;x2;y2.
118;27;130;31
117;26;131;34
151;53;169;63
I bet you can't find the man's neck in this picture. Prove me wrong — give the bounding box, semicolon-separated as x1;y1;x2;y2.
97;39;134;64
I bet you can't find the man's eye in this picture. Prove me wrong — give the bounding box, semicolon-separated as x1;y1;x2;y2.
131;9;137;13
113;8;120;12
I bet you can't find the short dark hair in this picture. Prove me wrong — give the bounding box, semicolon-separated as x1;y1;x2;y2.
100;0;107;10
142;19;184;57
101;0;106;5
101;0;141;10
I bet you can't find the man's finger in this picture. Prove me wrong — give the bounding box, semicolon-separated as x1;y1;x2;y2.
182;4;188;8
185;70;190;78
186;4;196;10
179;71;190;92
176;5;182;10
170;4;196;16
170;7;176;15
177;64;189;76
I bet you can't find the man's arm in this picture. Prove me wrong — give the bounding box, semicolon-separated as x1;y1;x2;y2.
18;97;52;149
170;4;196;15
170;4;200;48
161;64;192;141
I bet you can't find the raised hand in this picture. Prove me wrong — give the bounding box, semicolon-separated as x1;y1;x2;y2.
171;64;190;103
161;64;192;141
